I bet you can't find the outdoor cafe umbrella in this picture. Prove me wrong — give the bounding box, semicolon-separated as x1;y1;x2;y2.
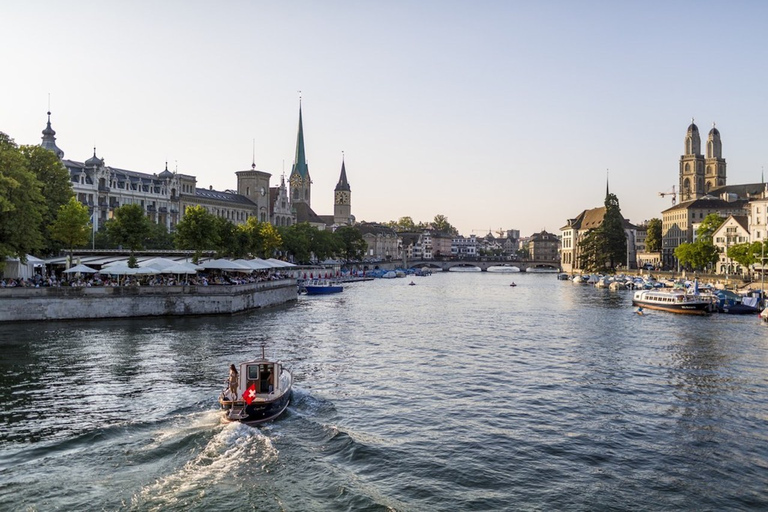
63;264;98;274
198;258;252;272
158;262;202;274
100;262;137;275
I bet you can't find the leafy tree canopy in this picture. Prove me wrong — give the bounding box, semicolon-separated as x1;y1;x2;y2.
674;240;719;271
0;132;45;264
20;144;73;255
106;203;152;260
645;218;662;253
49;197;91;258
697;214;725;242
174;205;220;263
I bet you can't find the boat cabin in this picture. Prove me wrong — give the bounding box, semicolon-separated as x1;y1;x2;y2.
238;360;283;396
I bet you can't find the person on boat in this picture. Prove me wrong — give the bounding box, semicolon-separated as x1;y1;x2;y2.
228;364;238;399
636;306;644;316
261;367;273;393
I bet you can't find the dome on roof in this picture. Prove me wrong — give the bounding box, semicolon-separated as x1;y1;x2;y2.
687;122;699;134
158;169;173;179
709;126;720;137
85;149;104;168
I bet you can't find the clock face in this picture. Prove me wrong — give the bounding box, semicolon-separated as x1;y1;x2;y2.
335;191;344;203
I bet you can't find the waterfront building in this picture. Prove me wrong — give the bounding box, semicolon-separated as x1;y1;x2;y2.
451;235;478;258
560;207;638;273
431;232;453;259
356;222;399;261
660;120;768;269
712;215;750;276
528;231;560;262
501;229;520;258
42;112;263;232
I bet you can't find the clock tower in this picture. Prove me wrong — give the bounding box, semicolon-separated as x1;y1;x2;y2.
333;156;352;225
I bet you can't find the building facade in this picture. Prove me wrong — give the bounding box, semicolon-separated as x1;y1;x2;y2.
528;230;560;262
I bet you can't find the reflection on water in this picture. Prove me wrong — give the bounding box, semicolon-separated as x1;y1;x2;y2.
1;272;767;510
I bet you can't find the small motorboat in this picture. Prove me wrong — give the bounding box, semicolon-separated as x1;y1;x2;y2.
219;346;293;425
509;282;517;287
409;281;416;286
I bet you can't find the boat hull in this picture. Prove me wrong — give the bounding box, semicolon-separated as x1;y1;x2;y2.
220;388;292;425
305;285;343;295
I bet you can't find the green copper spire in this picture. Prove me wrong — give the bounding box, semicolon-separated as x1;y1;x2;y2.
290;101;310;182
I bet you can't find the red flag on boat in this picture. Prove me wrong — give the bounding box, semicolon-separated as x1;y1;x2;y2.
243;383;257;404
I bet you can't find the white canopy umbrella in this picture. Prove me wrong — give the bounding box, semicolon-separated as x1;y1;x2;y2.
158;262;202;274
266;258;295;268
141;257;180;269
100;263;137;275
63;264;98;274
132;266;160;275
247;258;275;270
199;259;252;271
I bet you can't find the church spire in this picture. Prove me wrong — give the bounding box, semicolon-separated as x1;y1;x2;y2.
288;93;312;206
335;152;350;192
290;96;310;182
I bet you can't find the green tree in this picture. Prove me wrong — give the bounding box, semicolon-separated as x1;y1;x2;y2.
21;144;73;255
213;216;241;258
600;193;627;269
49;197;91;261
697;213;725;242
386;216;417;232
727;241;767;269
257;222;282;259
675;240;719;271
576;193;627;272
106;204;152;265
0;132;45;264
645;218;662;253
576;229;602;272
145;222;175;251
278;223;315;264
432;214;458;235
312;229;340;262
334;226;367;262
174;205;220;263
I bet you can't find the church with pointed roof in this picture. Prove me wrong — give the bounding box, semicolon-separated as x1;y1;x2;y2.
287;100;354;230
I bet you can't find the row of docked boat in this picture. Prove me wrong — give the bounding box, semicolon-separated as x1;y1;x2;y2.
565;273;764;316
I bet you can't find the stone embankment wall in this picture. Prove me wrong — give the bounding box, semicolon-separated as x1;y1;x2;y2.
0;279;297;322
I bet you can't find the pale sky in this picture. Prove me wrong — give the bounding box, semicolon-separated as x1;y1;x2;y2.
4;1;768;237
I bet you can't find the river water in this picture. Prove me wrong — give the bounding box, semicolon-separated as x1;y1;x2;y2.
1;272;766;511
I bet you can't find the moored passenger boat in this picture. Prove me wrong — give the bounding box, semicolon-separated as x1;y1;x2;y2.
304;279;343;295
632;289;713;315
219;348;293;425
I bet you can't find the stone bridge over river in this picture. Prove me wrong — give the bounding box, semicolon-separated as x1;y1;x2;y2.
375;260;562;272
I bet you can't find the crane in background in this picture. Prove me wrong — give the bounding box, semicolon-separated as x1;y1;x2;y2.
658;185;677;205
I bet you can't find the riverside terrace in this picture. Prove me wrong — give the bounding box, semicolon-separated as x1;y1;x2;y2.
0;277;298;322
0;255;306;322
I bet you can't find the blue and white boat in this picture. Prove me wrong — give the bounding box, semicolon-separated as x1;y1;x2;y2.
304;279;343;295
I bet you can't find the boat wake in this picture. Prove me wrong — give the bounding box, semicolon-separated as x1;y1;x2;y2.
131;417;277;509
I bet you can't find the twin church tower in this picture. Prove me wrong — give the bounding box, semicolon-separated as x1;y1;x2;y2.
288;100;353;228
678;119;727;202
